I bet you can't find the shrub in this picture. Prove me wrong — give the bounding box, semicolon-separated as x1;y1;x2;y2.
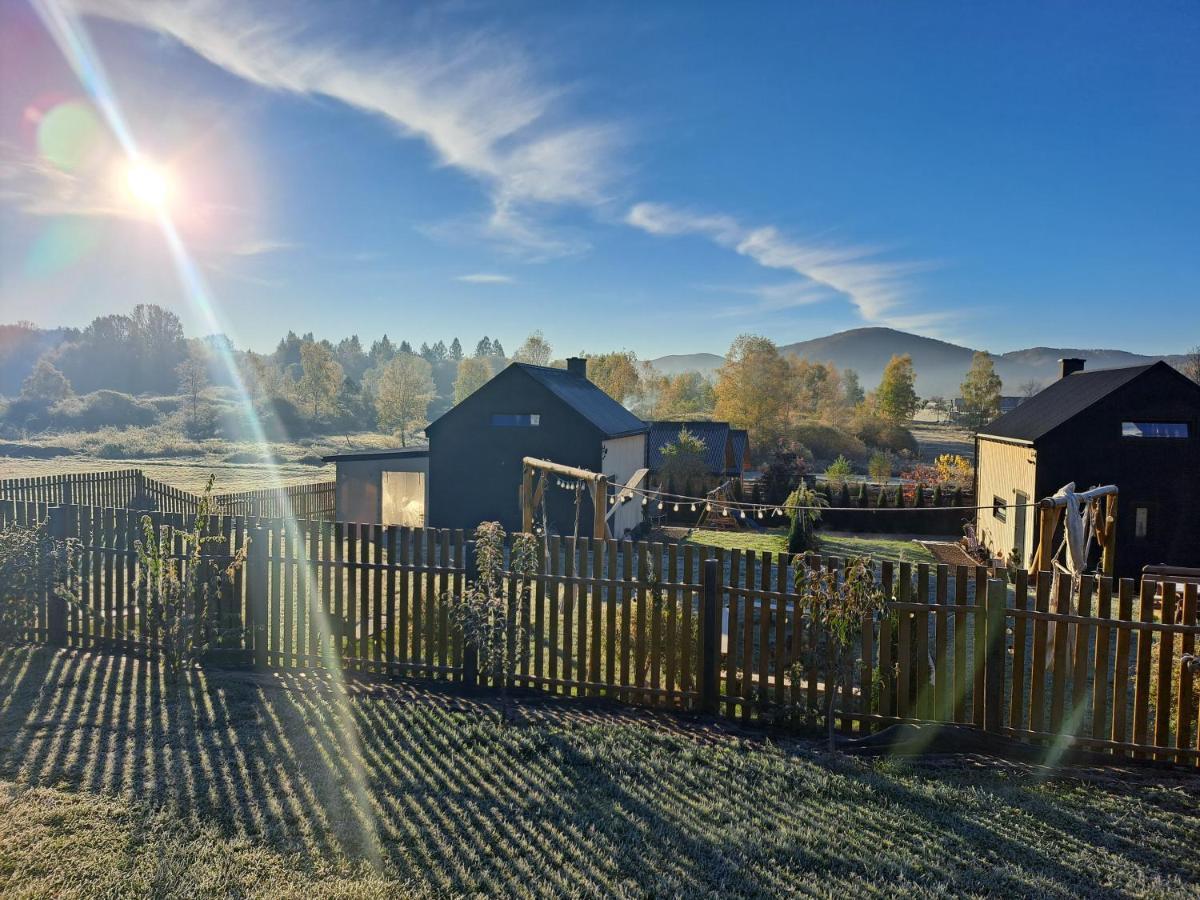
824;454;853;482
855;481;868;508
868;451;892;480
854;415;919;457
50;390;158;430
790;422;867;465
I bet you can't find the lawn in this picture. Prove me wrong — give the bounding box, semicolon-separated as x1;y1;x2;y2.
0;429;404;492
0;646;1196;897
685;528;935;565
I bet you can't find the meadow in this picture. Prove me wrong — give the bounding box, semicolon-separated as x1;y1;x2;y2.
0;645;1195;898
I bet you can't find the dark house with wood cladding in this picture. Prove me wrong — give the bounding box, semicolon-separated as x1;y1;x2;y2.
975;358;1200;577
424;358;648;536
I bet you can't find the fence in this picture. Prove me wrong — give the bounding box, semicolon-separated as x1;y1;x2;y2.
0;469;335;521
5;499;1198;766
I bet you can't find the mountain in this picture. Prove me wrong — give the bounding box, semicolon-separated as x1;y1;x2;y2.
645;352;725;377
649;327;1188;397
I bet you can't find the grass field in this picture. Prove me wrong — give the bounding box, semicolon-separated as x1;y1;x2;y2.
684;528;936;565
1;646;1195;897
0;429;404;492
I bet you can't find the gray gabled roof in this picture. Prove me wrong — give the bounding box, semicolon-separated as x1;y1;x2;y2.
979;363;1157;443
515;363;647;438
647;421;731;474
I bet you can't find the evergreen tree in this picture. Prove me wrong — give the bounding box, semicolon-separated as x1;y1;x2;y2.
430;340;448;362
398;340;413;355
449;337;463;361
475;336;493;357
491;339;505;358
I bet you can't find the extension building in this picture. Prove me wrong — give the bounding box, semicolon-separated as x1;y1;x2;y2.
974;358;1200;577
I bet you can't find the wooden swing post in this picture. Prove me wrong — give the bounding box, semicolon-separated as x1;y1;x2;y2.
520;457;609;541
1030;484;1119;575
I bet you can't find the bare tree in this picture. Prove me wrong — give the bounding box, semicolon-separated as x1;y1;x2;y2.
1018;379;1043;399
1182;346;1200;385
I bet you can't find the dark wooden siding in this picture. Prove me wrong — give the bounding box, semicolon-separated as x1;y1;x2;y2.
1033;367;1200;577
427;367;604;533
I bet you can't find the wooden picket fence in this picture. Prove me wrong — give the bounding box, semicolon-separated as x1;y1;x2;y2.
0;469;334;520
5;499;1198;766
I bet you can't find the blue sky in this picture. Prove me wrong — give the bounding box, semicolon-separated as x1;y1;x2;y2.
1;0;1197;358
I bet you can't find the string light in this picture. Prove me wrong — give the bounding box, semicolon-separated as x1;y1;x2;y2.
690;503;697;512
673;503;680;512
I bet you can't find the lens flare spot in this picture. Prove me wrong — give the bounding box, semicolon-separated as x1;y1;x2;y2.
125;161;171;208
25;218;100;277
36;100;102;171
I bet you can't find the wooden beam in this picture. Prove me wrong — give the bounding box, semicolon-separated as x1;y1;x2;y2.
521;465;535;534
590;476;609;541
521;457;604;482
1101;493;1118;577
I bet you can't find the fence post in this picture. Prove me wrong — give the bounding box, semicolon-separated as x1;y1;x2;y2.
983;577;1007;734
700;558;720;714
461;540;479;691
248;524;268;670
46;505;68;647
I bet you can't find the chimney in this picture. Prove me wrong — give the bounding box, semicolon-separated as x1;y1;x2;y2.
567;357;587;379
1059;358;1086;379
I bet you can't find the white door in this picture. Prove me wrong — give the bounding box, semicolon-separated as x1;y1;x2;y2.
381;471;425;527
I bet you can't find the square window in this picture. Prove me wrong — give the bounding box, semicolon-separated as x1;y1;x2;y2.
992;496;1007;522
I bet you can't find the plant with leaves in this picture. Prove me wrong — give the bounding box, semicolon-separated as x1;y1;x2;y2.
134;476;246;685
791;556;890;751
0;520;76;645
868;450;892;481
658;427;709;491
453;356;493;404
713;334;794;448
375;352;436;446
513;331;553;366
825;454;853;483
959;351;1003;431
296;341;345;420
875;354;919;423
586;350;641;404
20;358;72;406
785;485;826;554
451;522;537;721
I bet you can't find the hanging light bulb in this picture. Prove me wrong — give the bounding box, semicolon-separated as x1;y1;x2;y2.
706;502;712;511
740;508;747;518
642;496;648;507
690;503;697;512
657;500;664;510
757;509;763;519
722;507;729;516
673;503;680;512
608;495;615;506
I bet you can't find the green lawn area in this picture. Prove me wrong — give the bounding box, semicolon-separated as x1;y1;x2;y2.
1;646;1196;897
685;528;935;565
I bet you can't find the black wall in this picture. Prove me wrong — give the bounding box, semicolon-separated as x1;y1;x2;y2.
1033;367;1200;578
427;367;605;534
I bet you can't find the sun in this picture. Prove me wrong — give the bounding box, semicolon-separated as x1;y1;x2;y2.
124;161;171;208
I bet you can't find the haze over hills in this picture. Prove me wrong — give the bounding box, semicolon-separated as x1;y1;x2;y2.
648;327;1189;397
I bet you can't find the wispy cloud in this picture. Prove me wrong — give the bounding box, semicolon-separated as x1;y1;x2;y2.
627;201;936;327
80;0;622;258
455;272;514;284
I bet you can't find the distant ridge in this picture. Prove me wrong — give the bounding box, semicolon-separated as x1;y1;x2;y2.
648;327;1186;397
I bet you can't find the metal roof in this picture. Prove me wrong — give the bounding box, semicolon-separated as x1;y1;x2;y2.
979;363;1157;443
646;421;731;474
322;446;429;462
514;363;648;438
728;429;749;471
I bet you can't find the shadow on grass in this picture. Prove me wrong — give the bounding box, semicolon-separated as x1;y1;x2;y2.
0;645;1195;895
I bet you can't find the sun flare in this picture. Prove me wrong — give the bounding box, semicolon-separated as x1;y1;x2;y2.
124;161;171;208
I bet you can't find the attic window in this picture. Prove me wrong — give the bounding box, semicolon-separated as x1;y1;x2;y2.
1121;422;1188;438
491;414;540;427
992;496;1007;522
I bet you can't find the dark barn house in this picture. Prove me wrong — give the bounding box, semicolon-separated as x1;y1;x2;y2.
425;358;647;536
645;420;752;480
975;359;1200;578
